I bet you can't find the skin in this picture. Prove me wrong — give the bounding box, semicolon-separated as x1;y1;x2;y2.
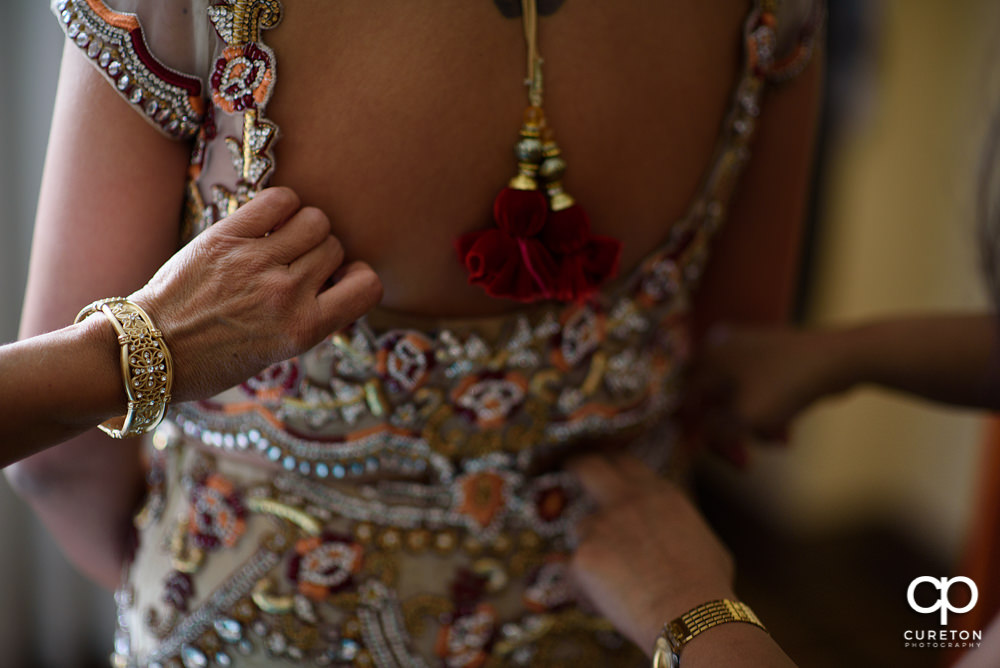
264;0;820;319
0;188;382;468
692;315;1000;458
568;455;797;666
568;454;999;666
12;0;819;613
570;314;1000;664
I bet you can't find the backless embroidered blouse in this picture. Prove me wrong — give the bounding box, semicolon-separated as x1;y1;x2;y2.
51;0;821;665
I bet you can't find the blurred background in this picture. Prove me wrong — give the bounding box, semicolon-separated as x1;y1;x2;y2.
0;3;119;668
1;0;998;666
697;1;998;666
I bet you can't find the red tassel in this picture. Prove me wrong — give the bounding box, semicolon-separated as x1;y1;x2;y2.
546;235;622;302
493;187;548;237
454;228;558;303
551;254;591;302
458;184;621;303
539;203;622;301
540;203;591;254
454;228;512;283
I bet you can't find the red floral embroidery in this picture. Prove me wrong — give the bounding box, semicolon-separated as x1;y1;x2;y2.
162;570;195;612
375;332;435;393
523;555;574;613
240;359;299;400
435;603;496;668
188;473;247;550
451;372;529;429
286;532;363;600
210;43;275;113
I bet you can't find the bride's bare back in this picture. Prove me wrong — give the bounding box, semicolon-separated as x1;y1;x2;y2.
268;0;751;315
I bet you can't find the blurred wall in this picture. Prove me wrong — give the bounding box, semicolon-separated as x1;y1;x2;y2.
717;0;998;565
0;3;116;667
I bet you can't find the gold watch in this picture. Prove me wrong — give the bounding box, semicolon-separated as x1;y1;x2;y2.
652;599;767;668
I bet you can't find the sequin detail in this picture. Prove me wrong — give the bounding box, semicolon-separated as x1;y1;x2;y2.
113;451;641;667
81;1;825;666
53;0;204;139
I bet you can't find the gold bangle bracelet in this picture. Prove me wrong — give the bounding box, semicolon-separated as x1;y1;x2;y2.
75;297;173;439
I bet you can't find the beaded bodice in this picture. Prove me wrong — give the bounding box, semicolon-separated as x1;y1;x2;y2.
52;0;820;665
169;9;785;488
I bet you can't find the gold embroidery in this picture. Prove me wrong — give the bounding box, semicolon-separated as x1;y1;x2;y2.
170;517;205;573
208;0;282;47
581;351;608;396
251;577;294;614
246;497;322;535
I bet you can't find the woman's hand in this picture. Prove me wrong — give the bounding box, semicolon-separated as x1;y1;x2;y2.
686;325;854;465
567;455;797;666
567;455;736;654
130;187;383;402
0;186;381;466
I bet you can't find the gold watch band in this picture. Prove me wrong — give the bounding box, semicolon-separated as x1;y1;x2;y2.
652;599;767;668
75;297;173;439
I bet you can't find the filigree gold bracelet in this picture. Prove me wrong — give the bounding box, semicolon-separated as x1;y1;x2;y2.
75;297;173;438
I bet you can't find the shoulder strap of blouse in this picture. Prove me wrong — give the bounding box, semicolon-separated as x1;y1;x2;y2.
52;0;206;140
643;0;824;296
758;0;825;83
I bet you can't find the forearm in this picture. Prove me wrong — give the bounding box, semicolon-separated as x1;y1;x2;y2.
6;431;144;589
836;313;1000;410
639;587;796;667
0;317;127;467
2;322;144;589
679;620;797;667
8;44;185;588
